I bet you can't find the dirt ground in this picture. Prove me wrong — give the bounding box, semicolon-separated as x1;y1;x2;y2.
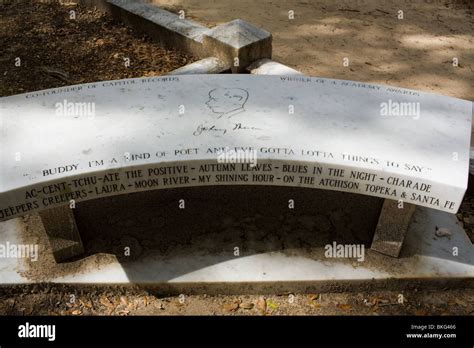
151;0;473;101
459;192;474;243
0;0;195;97
0;0;473;316
0;285;472;316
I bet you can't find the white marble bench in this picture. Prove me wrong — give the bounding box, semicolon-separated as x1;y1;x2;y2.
0;75;471;261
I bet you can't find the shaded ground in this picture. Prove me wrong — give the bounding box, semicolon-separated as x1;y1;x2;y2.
459;192;474;243
0;1;195;97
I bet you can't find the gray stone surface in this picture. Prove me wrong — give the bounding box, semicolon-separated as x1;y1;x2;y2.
371;199;416;257
203;19;272;72
0;75;471;222
38;206;84;262
168;57;231;75
247;58;303;75
1;203;472;291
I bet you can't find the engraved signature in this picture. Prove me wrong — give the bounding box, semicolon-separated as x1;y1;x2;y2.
193;123;261;136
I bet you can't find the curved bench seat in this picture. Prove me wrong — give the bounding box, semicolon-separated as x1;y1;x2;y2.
1;75;471;222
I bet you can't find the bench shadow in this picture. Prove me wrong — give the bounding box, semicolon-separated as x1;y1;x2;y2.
74;186;383;285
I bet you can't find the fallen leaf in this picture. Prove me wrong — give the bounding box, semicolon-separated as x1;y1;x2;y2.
267;299;278;311
39;66;70;82
337;304;352;312
256;297;267;314
223;301;240;312
239;302;254;310
99;296;112;308
80;299;93;309
308;294;321;308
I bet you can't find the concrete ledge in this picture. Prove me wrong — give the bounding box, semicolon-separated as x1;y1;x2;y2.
248;58;303;75
0;206;472;294
203;19;272;73
371;200;416;257
167;57;231;75
38;207;84;263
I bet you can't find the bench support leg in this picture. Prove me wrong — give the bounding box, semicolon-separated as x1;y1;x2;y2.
39;206;85;263
370;199;416;258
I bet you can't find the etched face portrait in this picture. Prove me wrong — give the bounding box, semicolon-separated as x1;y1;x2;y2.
205;88;249;118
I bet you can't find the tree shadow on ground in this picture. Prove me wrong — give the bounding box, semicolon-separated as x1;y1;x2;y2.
147;0;473;100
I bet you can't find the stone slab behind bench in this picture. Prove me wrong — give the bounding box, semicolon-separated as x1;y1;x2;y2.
79;0;272;72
